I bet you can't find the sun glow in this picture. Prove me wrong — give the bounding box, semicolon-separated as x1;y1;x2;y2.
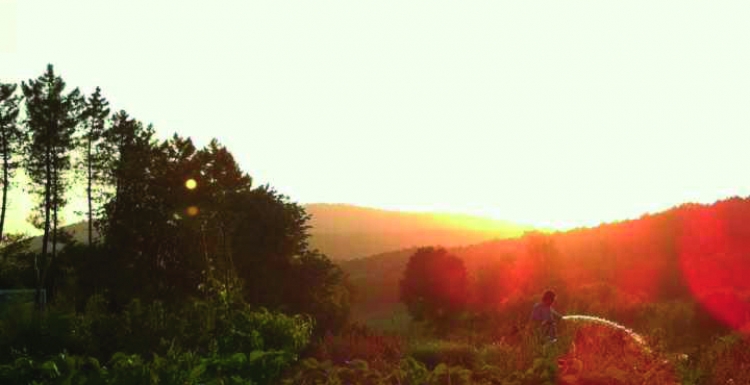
3;1;750;234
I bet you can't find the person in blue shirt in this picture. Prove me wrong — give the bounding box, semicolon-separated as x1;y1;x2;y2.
530;290;563;342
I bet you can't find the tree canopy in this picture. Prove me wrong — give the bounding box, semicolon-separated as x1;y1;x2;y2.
400;247;469;326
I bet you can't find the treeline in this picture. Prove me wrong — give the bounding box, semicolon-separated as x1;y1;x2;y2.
0;65;351;382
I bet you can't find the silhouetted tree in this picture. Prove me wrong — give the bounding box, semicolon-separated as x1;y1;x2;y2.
0;82;22;242
21;65;82;305
98;111;166;304
194;139;253;288
229;185;350;332
101;111;155;204
80;87;110;244
400;247;469;326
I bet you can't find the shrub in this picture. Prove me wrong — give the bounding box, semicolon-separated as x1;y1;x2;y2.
408;340;478;369
0;302;80;361
314;324;403;367
697;333;750;385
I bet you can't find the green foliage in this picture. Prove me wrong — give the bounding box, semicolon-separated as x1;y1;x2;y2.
0;303;80;362
0;349;300;385
0;293;313;384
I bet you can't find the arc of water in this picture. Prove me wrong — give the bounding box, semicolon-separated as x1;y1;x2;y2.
562;314;647;346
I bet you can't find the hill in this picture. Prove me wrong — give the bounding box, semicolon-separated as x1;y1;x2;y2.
25;222;92;252
305;203;534;260
341;197;750;334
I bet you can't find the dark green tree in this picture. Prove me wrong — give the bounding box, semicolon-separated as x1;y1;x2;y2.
194;139;253;289
98;111;164;304
21;65;82;305
400;247;469;325
228;185;350;332
80;87;110;244
0;82;22;242
101;111;155;202
97;131;350;331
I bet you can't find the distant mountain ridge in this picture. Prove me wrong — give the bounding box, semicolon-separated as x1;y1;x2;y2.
304;204;534;260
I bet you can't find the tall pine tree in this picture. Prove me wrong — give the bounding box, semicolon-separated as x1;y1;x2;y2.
81;87;110;244
21;65;82;305
0;82;22;242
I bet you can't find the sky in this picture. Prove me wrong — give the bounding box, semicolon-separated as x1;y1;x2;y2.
1;0;750;231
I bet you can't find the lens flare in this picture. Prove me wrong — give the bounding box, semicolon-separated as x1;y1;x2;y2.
185;178;197;190
186;206;199;216
679;203;750;333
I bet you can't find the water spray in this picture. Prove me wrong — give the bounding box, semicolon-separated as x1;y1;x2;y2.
562;314;647;347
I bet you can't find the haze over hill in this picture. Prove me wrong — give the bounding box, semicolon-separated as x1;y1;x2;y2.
305;204;534;260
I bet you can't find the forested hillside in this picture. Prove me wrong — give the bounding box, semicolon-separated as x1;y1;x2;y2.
344;197;750;339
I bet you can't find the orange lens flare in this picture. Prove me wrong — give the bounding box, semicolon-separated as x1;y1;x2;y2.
186;206;199;217
679;204;750;334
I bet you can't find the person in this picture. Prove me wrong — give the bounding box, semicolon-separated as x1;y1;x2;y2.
530;290;563;342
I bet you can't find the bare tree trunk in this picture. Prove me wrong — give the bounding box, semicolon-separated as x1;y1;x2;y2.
51;163;58;259
37;147;52;309
0;129;9;242
221;224;229;290
225;225;235;286
87;135;93;245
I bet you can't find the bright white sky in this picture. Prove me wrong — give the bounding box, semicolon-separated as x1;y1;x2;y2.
1;0;750;232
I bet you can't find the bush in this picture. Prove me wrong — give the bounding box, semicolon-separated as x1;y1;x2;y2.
0;291;314;385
